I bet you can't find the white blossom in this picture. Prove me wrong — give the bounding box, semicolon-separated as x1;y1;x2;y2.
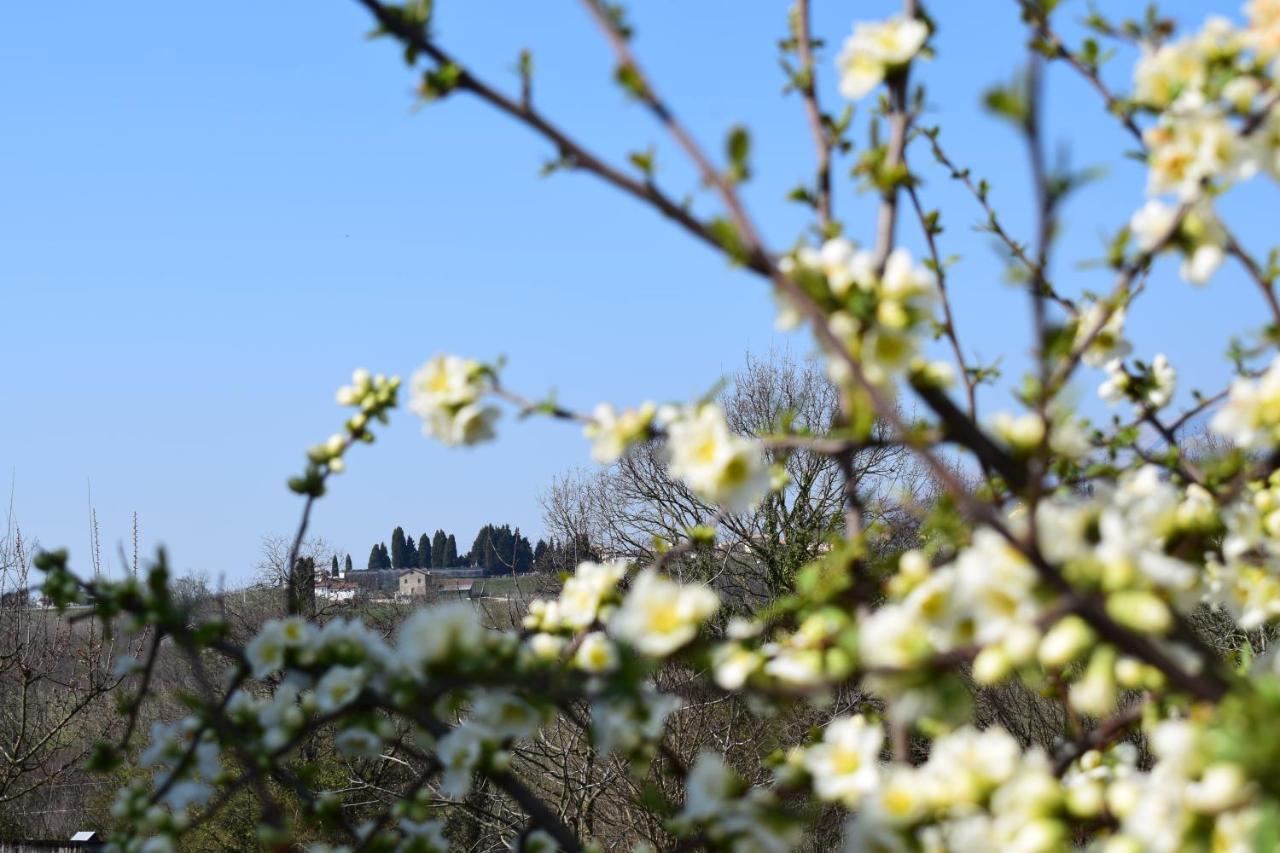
608;569;719;658
409;354;500;446
335;726;383;759
1075;302;1132;368
837;16;929;100
470;690;545;740
584;402;655;464
803;715;883;808
573;631;619;673
1211;356;1280;450
437;724;492;799
397;601;488;672
315;664;366;714
663;404;770;513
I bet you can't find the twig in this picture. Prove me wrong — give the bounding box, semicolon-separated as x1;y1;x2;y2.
793;0;833;231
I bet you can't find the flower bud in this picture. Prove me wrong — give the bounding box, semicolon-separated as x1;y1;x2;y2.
911;359;956;390
1102;835;1143;853
1106;778;1140;819
1114;656;1148;688
1105;590;1172;635
1038;616;1095;669
526;633;566;662
1265;509;1280;540
1012;819;1065;851
1254;488;1276;512
1065;779;1105;818
1069;647;1117;717
972;646;1013;685
1185;763;1249;813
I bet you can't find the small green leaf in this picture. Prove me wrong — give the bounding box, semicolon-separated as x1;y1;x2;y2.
726;125;751;184
628;146;656;177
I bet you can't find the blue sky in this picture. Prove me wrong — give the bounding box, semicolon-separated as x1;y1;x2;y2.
0;0;1264;584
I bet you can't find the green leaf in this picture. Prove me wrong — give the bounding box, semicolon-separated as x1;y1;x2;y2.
726;125;751;184
628;146;656;177
419;62;462;101
708;217;749;265
614;64;647;100
982;70;1030;128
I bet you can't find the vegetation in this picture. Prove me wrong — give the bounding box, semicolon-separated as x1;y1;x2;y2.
17;1;1280;852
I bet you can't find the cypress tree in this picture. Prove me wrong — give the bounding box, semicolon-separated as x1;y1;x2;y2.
431;530;447;567
288;557;316;619
344;554;353;575
467;526;485;567
391;526;408;570
404;532;418;568
417;533;432;568
367;545;381;571
513;529;534;574
444;534;458;567
330;555;340;578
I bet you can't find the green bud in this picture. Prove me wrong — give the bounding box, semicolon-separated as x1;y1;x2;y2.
1105;590;1172;635
1038;616;1095;669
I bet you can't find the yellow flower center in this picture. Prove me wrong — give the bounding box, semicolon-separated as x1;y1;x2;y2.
832;749;863;776
693;437;719;464
883;788;914;816
648;604;681;634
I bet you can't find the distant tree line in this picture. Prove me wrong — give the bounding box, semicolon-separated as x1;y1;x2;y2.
332;526;601;577
353;527;461;573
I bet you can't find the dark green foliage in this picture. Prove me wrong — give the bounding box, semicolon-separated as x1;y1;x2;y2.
390;526;408;570
431;530;447;567
330;555;339;578
403;532;418;568
288;557;316;618
344;554;353;575
362;527;538;572
466;523;535;575
468;526;495;573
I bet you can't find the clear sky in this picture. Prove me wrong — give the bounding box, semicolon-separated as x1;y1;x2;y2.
1;0;1265;584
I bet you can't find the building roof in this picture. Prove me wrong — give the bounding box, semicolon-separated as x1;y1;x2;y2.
317;579;358;589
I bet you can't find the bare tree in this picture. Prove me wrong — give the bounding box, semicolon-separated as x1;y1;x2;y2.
542;351;922;601
0;502;144;838
255;534;333;589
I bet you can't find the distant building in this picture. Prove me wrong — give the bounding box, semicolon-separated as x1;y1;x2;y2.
429;566;486;579
0;831;104;851
347;567;406;594
316;578;358;602
397;567;482;599
435;577;474;597
399;569;430;598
